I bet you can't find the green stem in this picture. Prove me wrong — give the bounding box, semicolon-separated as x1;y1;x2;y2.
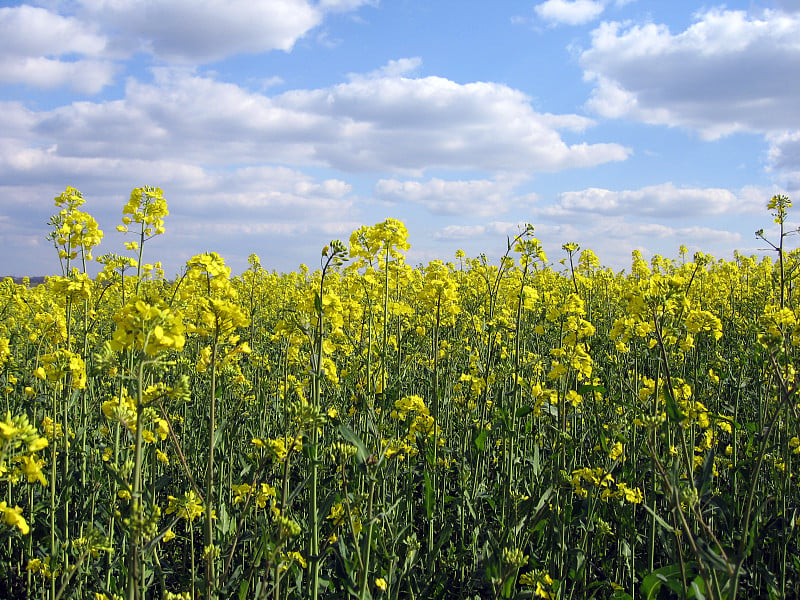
359;478;376;600
205;327;220;598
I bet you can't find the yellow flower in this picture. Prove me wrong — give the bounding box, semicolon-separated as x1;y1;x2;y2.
0;501;30;534
608;441;624;462
165;491;204;522
617;483;643;504
156;449;170;464
283;551;307;569
0;419;19;439
565;390;582;407
18;455;47;486
327;502;345;526
375;577;387;592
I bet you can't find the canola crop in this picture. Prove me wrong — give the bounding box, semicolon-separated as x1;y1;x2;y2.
1;187;799;599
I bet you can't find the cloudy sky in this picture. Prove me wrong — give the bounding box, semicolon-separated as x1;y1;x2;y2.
1;0;799;276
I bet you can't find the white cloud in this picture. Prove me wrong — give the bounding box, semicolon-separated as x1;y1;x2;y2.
0;5;106;56
20;65;628;174
541;183;764;219
0;55;629;274
180;166;354;223
535;0;605;26
581;9;800;138
374;176;536;217
434;221;535;243
275;67;629;172
0;56;115;94
183;219;362;238
318;0;376;13
354;57;423;80
768;131;800;171
0;102;37;140
78;0;323;62
0;5;113;92
434;225;489;241
0;60;631;274
624;223;740;244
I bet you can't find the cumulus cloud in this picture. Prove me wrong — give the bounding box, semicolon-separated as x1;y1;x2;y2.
768;131;800;170
541;183;765;220
178;165;354;222
0;5;113;93
434;224;490;241
16;65;628;174
535;0;605;26
274;67;629;172
0;5;105;56
76;0;323;62
0;1;377;91
581;9;800;139
318;0;377;13
768;133;800;191
624;224;740;244
0;57;634;274
354;57;423;80
374;176;536;217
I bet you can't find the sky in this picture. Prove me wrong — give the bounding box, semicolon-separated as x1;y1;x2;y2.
2;0;800;277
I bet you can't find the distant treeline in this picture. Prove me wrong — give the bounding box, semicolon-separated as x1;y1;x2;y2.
2;276;49;286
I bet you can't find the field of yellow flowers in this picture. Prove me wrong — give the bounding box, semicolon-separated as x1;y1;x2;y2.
1;187;799;600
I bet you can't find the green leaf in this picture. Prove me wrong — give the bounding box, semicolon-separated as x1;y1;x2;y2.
424;471;434;519
542;401;559;418
642;564;684;600
337;423;368;466
663;386;683;423
515;404;533;418
695;537;732;573
423;524;453;574
641;502;675;533
217;501;231;535
532;443;541;476
474;428;488;452
314;291;322;315
696;449;715;496
577;383;606;395
688;576;707;599
238;579;250;600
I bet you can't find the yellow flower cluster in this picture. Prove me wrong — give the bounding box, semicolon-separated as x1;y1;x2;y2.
252;435;303;461
231;482;276;508
349;217;410;266
36;349;87;389
165;490;204;522
570;467;643;504
49;186;104;262
117;186;168;238
109;298;185;355
48;270;93;301
0;413;48;534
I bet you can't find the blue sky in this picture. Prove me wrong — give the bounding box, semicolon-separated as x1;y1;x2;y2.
2;0;799;276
